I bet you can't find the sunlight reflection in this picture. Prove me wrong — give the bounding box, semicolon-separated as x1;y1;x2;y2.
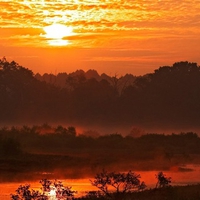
49;187;56;200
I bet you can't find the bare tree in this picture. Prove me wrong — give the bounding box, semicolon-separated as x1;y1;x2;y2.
90;170;146;197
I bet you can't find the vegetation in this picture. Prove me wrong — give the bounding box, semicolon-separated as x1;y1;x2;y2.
155;172;171;188
80;184;200;200
1;58;200;199
1;58;200;129
0;124;200;181
90;170;146;197
11;179;76;200
10;173;200;200
8;171;168;199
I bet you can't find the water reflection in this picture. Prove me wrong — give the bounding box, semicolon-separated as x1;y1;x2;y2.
138;164;200;188
1;165;200;200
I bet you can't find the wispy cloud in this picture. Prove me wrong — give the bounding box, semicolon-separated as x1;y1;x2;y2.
1;0;200;75
1;1;200;31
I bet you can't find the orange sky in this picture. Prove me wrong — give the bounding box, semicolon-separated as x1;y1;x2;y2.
1;0;200;76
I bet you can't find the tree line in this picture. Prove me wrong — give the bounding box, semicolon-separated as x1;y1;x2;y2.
1;58;200;129
1;125;200;163
0;125;199;184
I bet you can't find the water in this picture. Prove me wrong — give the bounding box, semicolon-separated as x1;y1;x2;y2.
0;179;93;200
1;165;200;200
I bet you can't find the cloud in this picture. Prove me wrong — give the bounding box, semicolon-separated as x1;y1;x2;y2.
1;0;200;49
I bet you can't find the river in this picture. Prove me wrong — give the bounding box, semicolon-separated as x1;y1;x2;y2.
1;164;200;199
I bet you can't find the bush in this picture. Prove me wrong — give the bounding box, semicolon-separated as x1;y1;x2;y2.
11;179;76;200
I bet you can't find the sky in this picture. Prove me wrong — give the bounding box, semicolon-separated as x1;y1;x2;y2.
0;0;200;76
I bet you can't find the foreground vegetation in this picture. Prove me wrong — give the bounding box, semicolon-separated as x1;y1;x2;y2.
80;184;200;200
11;184;200;200
10;171;200;200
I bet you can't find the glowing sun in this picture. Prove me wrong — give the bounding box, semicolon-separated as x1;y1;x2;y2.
43;23;73;46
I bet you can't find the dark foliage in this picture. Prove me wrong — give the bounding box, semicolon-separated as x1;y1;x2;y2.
0;125;200;181
77;184;200;200
155;172;171;188
90;170;146;197
1;58;200;128
11;179;76;200
10;184;47;200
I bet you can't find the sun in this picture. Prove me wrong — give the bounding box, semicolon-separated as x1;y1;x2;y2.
44;23;73;39
43;23;73;46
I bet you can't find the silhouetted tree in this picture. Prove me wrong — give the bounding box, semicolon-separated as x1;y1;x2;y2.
0;137;22;157
66;70;86;91
40;179;52;193
2;57;200;130
11;179;76;200
67;126;77;137
10;184;47;200
53;180;76;199
91;170;146;197
155;172;171;188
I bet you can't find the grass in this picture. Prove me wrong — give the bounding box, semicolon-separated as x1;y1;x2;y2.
77;184;200;200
